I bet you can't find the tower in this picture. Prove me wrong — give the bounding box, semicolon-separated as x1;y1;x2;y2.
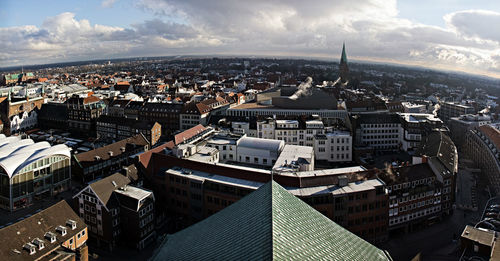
339;42;349;83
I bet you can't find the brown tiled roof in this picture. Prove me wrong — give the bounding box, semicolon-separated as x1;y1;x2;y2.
89;173;131;208
181;102;211;114
137;141;175;171
418;131;457;175
82;95;100;104
174;124;207;145
116;81;130;85
378;163;434;185
75;134;149;164
479;125;500;149
0;200;86;261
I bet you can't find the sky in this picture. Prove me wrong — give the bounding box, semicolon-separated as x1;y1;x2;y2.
1;0;500;78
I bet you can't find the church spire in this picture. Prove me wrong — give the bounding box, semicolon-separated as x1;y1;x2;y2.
8;87;12;102
339;42;349;83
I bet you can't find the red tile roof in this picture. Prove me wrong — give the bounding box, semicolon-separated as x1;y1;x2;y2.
137;141;175;170
479;125;500;149
174;124;206;145
83;95;100;104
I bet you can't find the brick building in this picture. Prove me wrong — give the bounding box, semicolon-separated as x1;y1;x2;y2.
72;173;155;251
72;134;150;183
464;125;500;194
139;151;389;243
0;95;44;136
96;115;161;145
66;95;106;136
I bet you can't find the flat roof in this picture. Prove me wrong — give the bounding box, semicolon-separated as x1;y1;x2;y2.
166;167;265;190
273;145;314;172
286;179;384;197
291;166;367;178
276;120;299;124
461;225;496;247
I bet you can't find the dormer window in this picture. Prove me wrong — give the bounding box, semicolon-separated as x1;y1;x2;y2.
44;232;57;243
66;219;77;230
32;238;45;250
56;225;67;236
23;243;36;255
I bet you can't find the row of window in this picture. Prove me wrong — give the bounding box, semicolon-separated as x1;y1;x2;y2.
362;123;399;128
389;191;437;207
139;204;153;217
140;214;154;228
390;198;440;216
388;178;435;191
389;205;441;226
363;129;398;134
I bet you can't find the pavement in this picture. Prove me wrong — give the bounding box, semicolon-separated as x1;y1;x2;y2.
0;188;79;227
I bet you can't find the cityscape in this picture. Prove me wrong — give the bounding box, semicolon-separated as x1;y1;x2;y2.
1;1;500;261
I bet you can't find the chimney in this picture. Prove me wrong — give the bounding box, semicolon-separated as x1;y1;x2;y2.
338;175;348;187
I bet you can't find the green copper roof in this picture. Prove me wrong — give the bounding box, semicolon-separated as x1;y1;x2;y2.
151;181;391;261
341;42;348;64
5;74;20;81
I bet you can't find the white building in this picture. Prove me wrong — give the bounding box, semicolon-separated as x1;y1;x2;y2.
355;114;403;151
206;134;239;162
231;121;256;137
259;118;325;147
236;136;284;166
401;102;427;114
314;131;352;163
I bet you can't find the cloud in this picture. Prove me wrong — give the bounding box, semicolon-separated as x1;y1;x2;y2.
101;0;118;8
0;12;219;66
1;1;500;78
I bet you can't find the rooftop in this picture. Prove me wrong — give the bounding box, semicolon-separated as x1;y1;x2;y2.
166;167;264;190
151;181;391;261
0;137;71;178
113;185;152;201
0;200;86;261
287;178;385;197
291;166;367;178
237;136;284;152
479;125;500;150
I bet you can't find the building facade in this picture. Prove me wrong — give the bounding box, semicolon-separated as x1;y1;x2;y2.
464;125;500;194
73;173;155;251
353;113;402;151
379;163;448;233
0;95;44;136
72;134;150;183
96;115;162;146
66;95;107;136
0;136;71;211
438;101;475;123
